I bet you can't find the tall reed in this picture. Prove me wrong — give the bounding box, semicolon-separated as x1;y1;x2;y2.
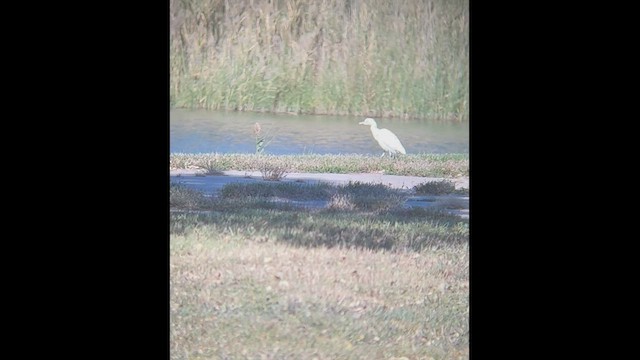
170;0;468;121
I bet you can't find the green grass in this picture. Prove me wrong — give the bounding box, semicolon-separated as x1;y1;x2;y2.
171;208;467;252
170;0;468;121
173;180;413;213
170;183;213;209
172;178;469;216
171;210;468;359
219;182;335;201
170;162;469;358
170;153;469;178
415;180;456;195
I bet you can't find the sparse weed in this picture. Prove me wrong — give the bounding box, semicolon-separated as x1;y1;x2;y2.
201;158;224;175
253;122;274;155
258;162;288;181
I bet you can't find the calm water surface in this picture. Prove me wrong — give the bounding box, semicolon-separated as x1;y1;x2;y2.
170;109;468;155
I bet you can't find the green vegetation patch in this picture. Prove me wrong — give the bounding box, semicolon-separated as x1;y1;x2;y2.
219;182;335;201
170;207;467;252
170;183;213;210
170;0;468;120
170;153;469;178
170;216;469;359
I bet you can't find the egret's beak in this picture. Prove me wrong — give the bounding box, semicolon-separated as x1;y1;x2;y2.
358;121;366;125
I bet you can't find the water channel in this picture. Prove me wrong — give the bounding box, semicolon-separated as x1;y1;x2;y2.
170;109;469;155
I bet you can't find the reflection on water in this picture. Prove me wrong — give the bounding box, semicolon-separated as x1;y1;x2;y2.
170;109;469;155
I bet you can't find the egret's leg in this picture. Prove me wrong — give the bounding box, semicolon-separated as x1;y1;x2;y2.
380;152;386;158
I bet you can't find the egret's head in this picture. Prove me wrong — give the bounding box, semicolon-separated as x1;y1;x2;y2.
358;118;377;126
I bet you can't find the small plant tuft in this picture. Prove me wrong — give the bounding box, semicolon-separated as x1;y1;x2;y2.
170;183;212;209
201;158;224;175
258;162;288;181
414;180;456;195
336;181;408;212
326;193;357;211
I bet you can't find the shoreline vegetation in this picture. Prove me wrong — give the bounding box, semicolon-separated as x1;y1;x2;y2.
170;0;469;121
170;153;469;178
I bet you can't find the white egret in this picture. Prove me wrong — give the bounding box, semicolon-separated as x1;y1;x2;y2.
358;118;406;157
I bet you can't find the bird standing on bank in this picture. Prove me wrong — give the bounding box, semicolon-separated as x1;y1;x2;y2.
358;118;406;157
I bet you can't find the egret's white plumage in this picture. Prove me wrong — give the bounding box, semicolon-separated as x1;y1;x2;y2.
358;118;406;157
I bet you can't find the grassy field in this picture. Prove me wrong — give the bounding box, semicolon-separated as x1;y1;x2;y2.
170;180;469;359
170;153;469;178
170;0;469;121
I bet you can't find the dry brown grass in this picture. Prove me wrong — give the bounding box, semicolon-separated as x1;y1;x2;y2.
171;232;468;359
